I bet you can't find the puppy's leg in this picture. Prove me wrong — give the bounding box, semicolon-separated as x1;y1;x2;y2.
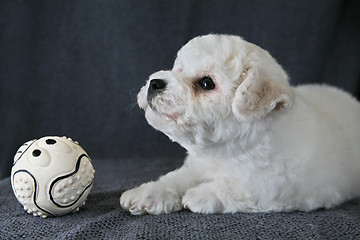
182;181;256;214
182;182;225;214
120;164;198;215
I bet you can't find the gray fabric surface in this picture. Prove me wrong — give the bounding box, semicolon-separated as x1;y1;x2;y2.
1;158;360;239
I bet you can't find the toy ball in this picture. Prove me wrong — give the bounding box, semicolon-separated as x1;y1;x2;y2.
11;136;95;218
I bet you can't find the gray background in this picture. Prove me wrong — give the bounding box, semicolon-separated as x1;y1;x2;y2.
0;0;359;179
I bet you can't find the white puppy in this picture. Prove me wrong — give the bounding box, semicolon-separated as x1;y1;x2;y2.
121;34;360;214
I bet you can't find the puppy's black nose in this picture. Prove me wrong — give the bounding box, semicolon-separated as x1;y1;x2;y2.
147;79;167;100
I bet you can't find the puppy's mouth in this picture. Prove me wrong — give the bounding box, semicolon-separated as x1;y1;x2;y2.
147;96;182;121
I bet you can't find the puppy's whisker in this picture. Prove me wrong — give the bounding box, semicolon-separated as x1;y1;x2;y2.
125;88;141;112
129;88;139;101
125;102;138;112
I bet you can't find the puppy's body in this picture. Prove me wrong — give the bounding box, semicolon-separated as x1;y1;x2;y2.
121;34;360;214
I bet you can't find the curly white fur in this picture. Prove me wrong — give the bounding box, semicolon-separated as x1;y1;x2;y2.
121;34;360;214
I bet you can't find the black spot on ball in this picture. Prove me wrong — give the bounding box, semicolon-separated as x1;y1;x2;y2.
46;139;57;145
32;149;41;157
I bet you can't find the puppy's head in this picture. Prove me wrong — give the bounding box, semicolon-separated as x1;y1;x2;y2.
137;34;293;150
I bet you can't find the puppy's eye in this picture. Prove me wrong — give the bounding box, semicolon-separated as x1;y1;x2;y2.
198;77;215;90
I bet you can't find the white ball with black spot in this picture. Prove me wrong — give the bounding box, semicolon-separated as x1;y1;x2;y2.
11;136;95;218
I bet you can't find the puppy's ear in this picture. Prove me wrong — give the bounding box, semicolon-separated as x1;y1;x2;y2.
232;48;293;121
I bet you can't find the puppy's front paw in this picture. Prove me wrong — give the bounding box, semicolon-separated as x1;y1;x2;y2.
182;185;224;214
120;182;182;215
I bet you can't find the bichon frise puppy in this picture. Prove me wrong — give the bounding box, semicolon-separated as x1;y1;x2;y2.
121;34;360;215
